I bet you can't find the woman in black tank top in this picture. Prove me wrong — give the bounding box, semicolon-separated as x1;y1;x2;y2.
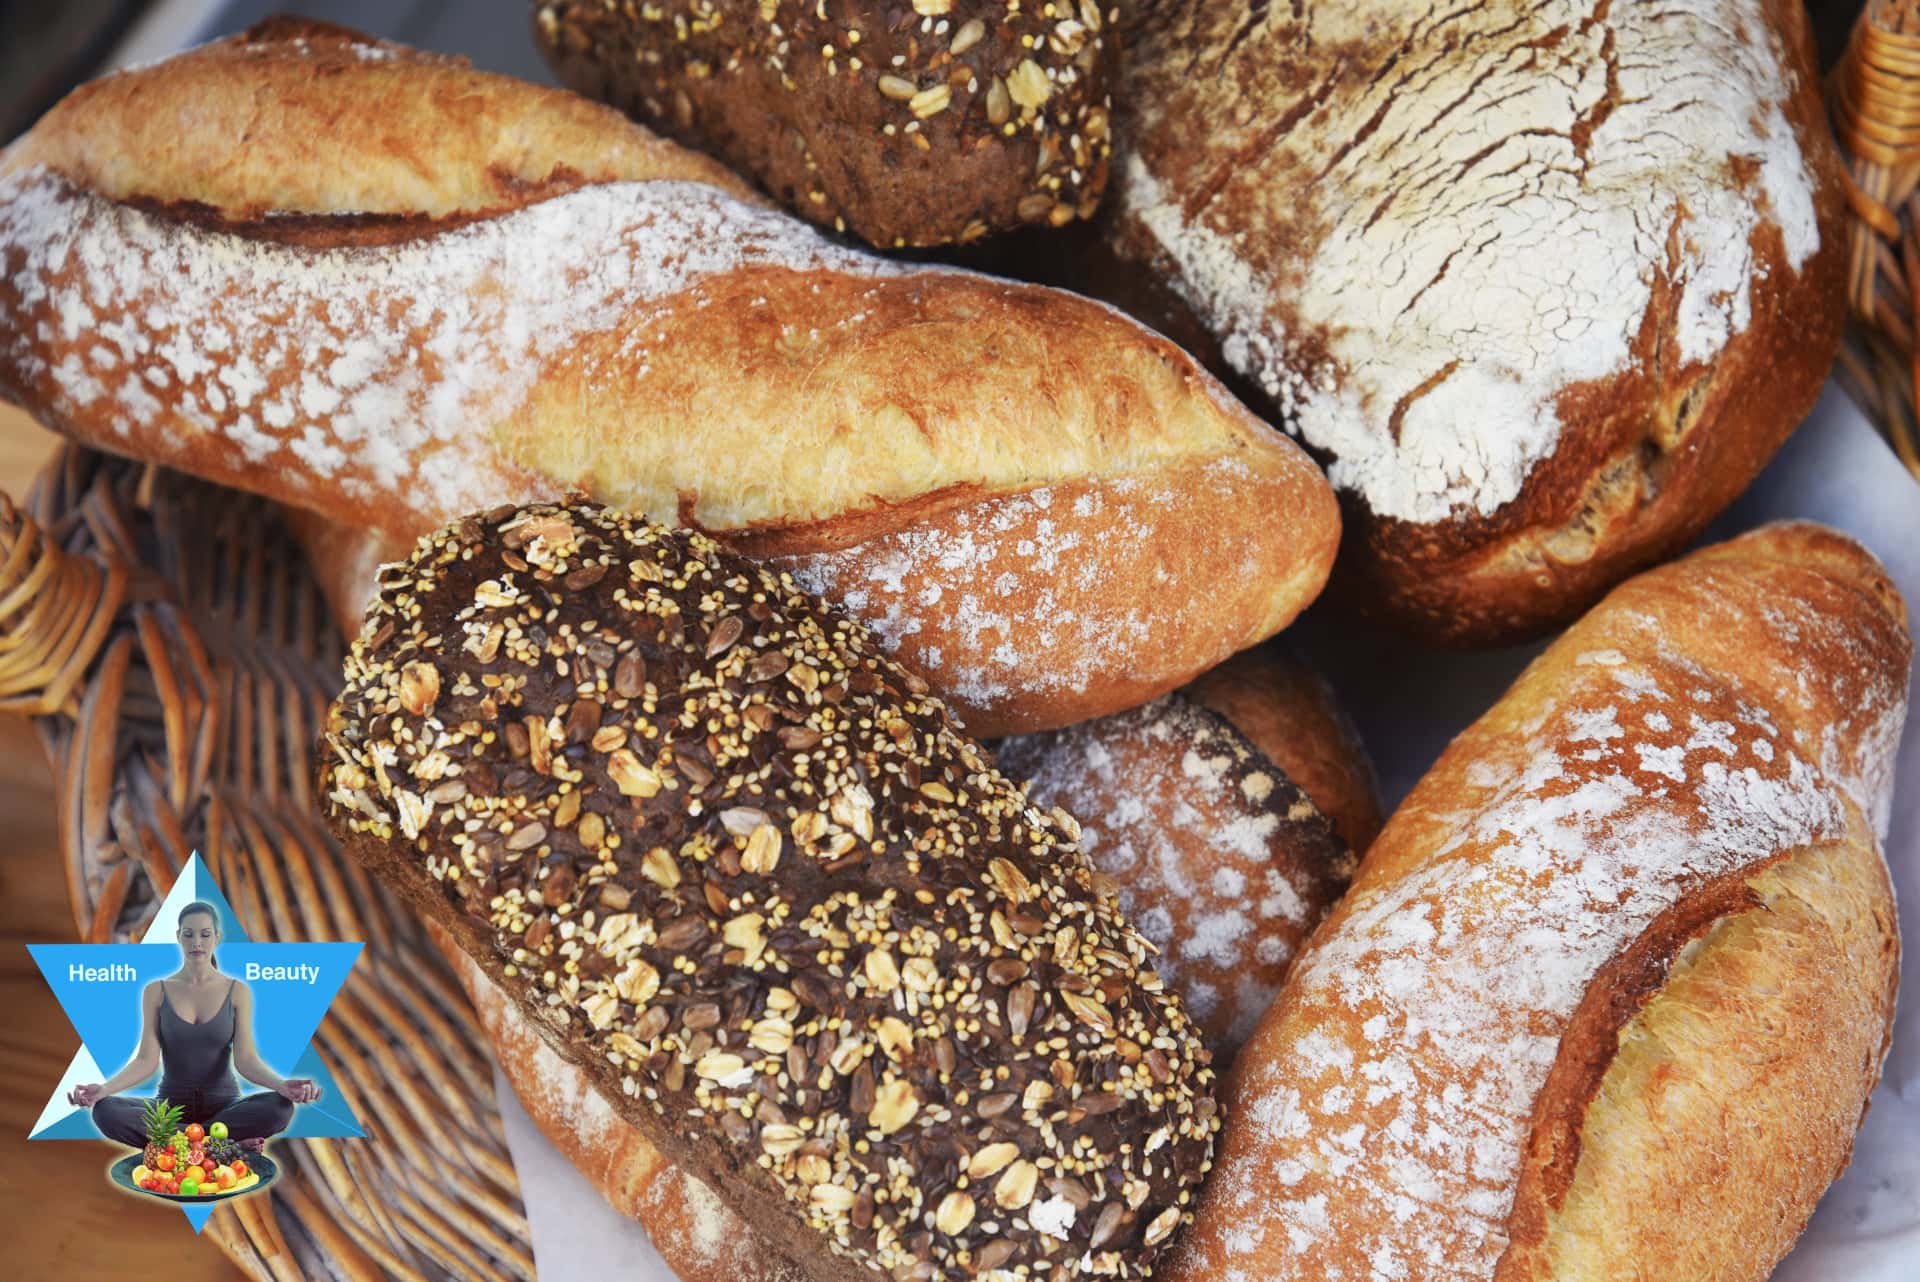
67;901;320;1150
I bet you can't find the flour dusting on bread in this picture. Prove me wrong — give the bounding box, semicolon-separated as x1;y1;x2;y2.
1175;562;1890;1281
1118;0;1821;525
1000;694;1353;1056
0;172;897;523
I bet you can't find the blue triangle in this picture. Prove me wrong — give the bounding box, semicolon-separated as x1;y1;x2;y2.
180;1201;217;1232
280;1046;364;1139
33;1109;110;1140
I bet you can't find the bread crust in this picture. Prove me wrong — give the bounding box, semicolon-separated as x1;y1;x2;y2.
0;21;1337;737
534;0;1116;247
1100;0;1846;644
1000;694;1353;1061
1162;522;1911;1282
1181;645;1383;853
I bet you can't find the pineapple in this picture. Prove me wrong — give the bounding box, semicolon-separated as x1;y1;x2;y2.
141;1097;184;1167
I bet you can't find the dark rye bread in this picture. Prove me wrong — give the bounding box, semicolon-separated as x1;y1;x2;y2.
533;0;1115;247
317;502;1219;1282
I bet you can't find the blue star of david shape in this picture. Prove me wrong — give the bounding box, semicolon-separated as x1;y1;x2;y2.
29;853;363;1230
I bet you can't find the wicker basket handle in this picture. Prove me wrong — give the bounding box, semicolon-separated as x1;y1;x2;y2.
0;488;127;716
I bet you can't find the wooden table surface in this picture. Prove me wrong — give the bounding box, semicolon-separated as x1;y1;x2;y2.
0;403;250;1279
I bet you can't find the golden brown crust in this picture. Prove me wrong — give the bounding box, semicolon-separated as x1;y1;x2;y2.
1497;838;1899;1281
1163;522;1911;1282
0;17;757;214
1100;0;1846;645
1181;646;1383;853
0;23;1337;738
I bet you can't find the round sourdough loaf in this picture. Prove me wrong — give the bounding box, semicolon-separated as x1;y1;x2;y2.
1100;0;1847;644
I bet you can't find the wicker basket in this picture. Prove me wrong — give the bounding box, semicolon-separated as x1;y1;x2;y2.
1833;0;1920;479
0;447;532;1282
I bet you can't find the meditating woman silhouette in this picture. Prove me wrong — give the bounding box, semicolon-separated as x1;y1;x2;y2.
67;901;319;1150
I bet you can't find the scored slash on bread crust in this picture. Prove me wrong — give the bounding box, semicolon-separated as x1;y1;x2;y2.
0;19;1339;738
1099;0;1847;644
534;0;1117;248
1161;522;1911;1282
319;503;1221;1282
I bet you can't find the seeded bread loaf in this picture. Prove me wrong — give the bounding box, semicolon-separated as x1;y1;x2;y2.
1164;522;1911;1282
533;0;1115;248
0;19;1339;738
1099;0;1846;644
320;503;1221;1282
441;642;1371;1279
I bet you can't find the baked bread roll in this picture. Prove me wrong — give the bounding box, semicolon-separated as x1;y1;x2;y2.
0;19;1339;738
534;0;1115;247
319;502;1220;1282
1180;645;1383;854
443;641;1374;1279
1164;522;1911;1282
1100;0;1846;644
1000;687;1354;1059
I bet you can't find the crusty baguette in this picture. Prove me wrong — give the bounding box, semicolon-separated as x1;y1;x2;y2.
442;644;1375;1278
1099;0;1846;644
0;19;1338;738
533;0;1115;247
1163;522;1911;1282
321;503;1222;1282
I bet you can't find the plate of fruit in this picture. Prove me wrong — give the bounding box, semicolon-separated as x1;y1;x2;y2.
110;1098;279;1201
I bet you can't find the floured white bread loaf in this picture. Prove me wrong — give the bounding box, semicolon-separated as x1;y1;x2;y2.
1103;0;1846;643
1163;522;1911;1282
0;18;1339;737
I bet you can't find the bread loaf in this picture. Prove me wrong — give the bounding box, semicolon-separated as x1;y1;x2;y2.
533;0;1116;247
1164;522;1911;1282
444;644;1375;1277
0;19;1339;737
1180;645;1382;854
1000;690;1353;1059
320;502;1220;1282
1100;0;1846;644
